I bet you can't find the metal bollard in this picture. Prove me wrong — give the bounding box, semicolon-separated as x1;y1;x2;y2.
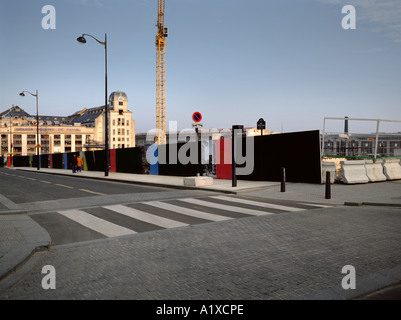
325;171;331;199
281;167;286;192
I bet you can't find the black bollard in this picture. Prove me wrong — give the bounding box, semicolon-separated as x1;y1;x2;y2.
325;171;331;199
281;167;286;192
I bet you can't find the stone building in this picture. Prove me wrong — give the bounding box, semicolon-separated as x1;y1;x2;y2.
0;91;135;157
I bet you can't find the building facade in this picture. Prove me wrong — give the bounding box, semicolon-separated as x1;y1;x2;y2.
0;91;135;157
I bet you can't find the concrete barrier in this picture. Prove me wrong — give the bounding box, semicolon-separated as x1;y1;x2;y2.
382;158;401;180
321;161;336;184
365;159;386;182
339;160;369;184
183;176;214;187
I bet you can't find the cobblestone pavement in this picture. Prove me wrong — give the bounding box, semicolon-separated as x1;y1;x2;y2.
1;205;400;300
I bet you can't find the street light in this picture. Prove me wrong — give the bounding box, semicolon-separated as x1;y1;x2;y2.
77;33;109;176
19;90;40;171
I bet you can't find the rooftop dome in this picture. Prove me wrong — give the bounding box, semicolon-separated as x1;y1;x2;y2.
109;91;127;102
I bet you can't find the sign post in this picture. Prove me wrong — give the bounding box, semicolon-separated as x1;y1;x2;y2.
257;118;266;136
232;125;244;187
192;112;203;176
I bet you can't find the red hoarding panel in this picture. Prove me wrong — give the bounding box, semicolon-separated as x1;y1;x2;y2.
216;139;232;179
110;149;116;173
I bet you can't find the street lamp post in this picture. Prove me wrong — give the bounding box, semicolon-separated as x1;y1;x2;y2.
19;90;40;171
77;33;109;176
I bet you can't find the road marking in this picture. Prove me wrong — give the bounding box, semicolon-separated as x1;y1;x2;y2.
79;189;106;196
55;184;74;189
145;201;232;222
0;194;22;210
58;209;136;237
211;195;304;212
298;203;333;208
40;180;52;184
177;198;271;216
104;204;188;229
26;177;37;181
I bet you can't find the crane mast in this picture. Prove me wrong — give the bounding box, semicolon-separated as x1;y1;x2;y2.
155;0;167;145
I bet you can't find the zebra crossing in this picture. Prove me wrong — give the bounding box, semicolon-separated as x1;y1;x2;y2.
30;195;332;246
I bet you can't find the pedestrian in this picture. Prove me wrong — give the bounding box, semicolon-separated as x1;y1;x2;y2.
77;155;83;173
72;154;78;173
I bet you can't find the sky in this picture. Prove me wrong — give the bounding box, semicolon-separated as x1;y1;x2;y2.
1;0;401;134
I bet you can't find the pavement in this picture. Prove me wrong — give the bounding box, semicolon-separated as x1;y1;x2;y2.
1;166;401;300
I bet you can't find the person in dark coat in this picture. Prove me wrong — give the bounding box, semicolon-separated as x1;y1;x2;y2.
72;154;78;173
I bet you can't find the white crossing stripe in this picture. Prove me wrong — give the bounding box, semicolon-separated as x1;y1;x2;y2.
298;203;333;208
211;195;304;212
58;209;136;237
145;201;232;222
177;198;272;216
103;204;188;229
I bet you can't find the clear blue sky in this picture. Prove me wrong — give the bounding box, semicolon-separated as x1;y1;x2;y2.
1;0;401;134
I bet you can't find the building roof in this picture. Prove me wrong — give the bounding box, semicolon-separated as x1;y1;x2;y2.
69;106;105;125
0;91;129;127
0;106;32;119
109;91;127;102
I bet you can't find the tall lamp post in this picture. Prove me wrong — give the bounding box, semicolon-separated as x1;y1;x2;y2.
19;90;40;171
77;33;109;176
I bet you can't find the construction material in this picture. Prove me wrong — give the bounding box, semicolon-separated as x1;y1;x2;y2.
364;159;386;182
382;158;401;180
338;160;369;184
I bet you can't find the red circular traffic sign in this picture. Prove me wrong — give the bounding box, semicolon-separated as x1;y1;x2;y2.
192;112;202;123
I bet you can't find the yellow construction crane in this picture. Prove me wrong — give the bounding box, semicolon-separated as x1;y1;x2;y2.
155;0;168;145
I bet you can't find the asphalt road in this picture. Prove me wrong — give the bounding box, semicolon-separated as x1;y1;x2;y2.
0;168;172;204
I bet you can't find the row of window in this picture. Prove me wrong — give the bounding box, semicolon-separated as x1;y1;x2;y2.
112;118;130;126
112;129;129;136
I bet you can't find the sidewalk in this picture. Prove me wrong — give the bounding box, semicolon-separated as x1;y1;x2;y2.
0;215;50;286
1;166;401;299
12;166;401;206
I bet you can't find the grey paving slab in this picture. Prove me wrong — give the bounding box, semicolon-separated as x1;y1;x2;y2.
0;215;50;281
0;206;400;300
1;166;401;300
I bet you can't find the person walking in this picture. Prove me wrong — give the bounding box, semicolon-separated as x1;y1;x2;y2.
72;154;78;173
77;155;83;173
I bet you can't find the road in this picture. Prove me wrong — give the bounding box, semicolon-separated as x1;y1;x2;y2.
1;168;400;304
1;168;329;246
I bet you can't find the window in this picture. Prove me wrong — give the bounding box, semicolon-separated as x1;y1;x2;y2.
119;101;123;106
119;109;123;115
